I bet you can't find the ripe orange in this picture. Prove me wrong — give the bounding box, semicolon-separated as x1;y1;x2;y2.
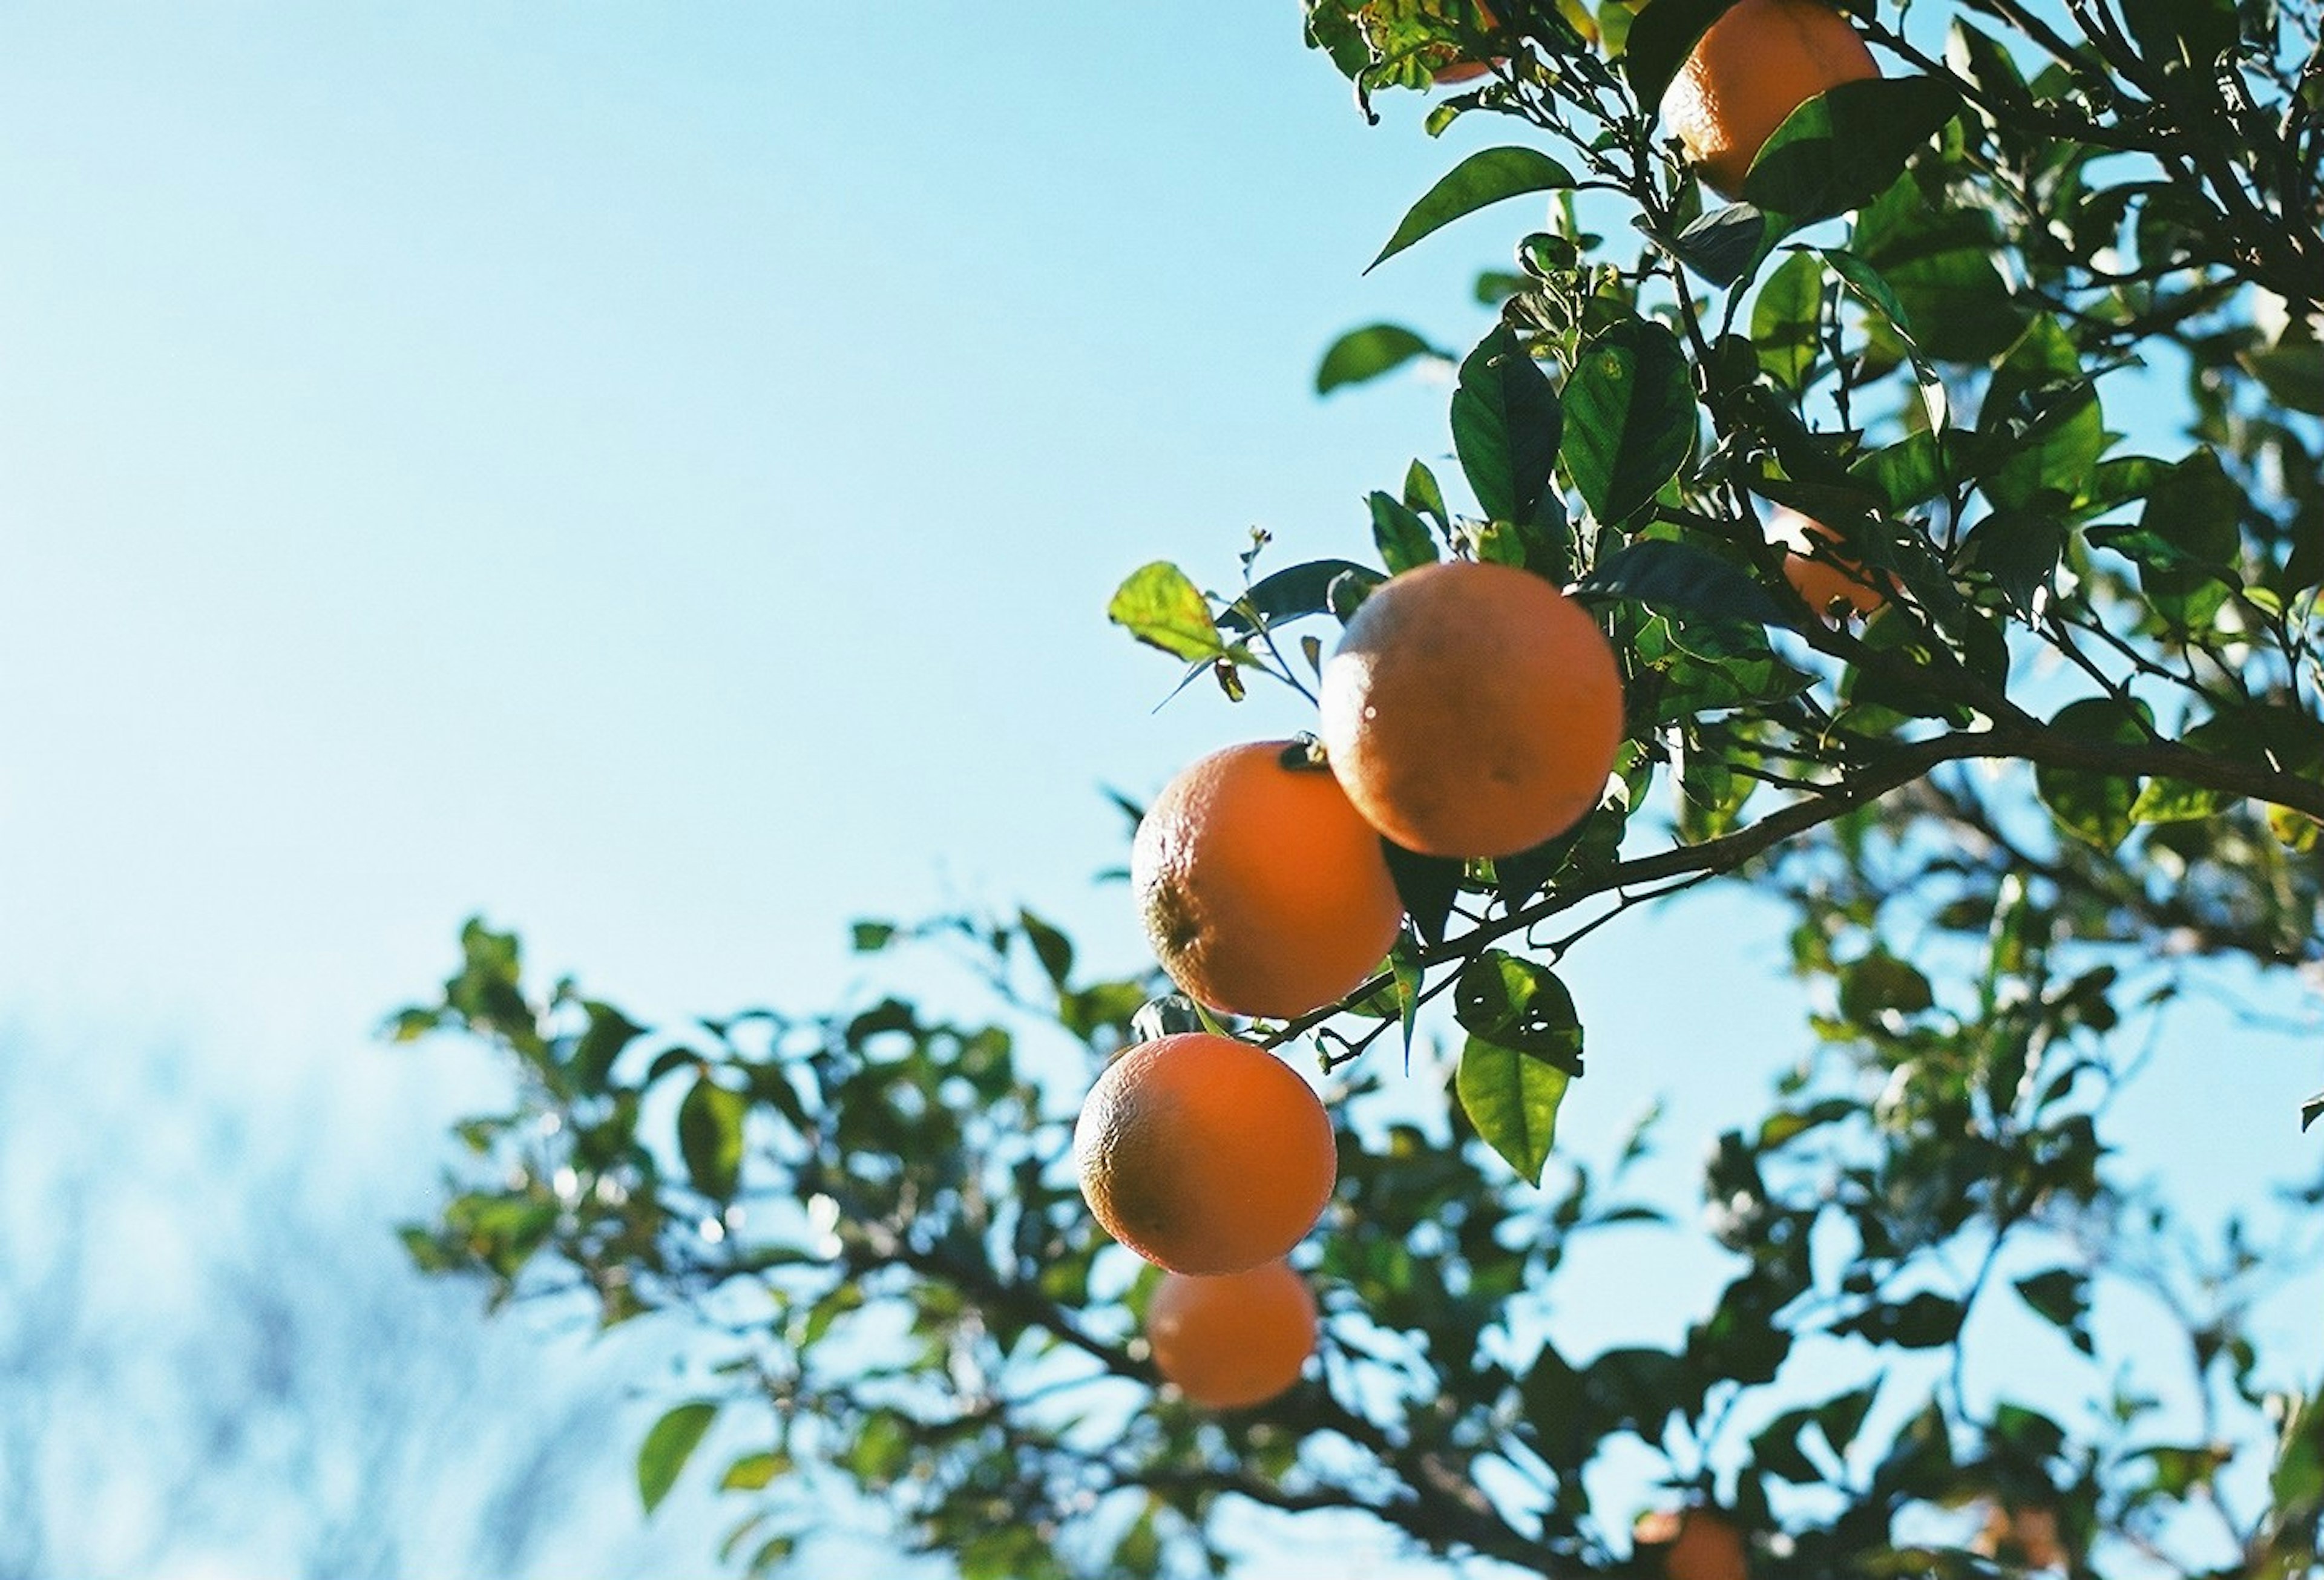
1074;1032;1337;1276
1132;739;1404;1020
1660;0;1880;198
1634;1507;1750;1580
1145;1261;1318;1409
1318;560;1624;859
1771;505;1891;619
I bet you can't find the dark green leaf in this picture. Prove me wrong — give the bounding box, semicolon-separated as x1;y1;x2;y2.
2242;341;2324;416
1577;538;1794;627
1369;147;1577;272
1623;0;1740;108
1743;78;1963;229
2034;697;2153;850
1853;430;1949;511
1837;949;1934;1022
1316;323;1450;395
1017;908;1075;987
638;1400;719;1515
1837;1290;1963;1348
1370;490;1440;574
2135;447;2245;630
2119;0;2237;70
1754;1409;1823;1483
1562;319;1696;525
2303;1090;2322;1132
2014;1268;2093;1353
571;1001;647;1092
1452;327;1563;526
1405;458;1450;526
1454;951;1584;1070
1752;249;1825;390
1661;204;1768;286
1958;509;2067;613
1107;562;1224;662
1219;559;1381;634
1382;838;1462;948
678;1077;749;1201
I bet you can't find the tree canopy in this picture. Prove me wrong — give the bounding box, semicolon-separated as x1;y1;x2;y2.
396;3;2324;1576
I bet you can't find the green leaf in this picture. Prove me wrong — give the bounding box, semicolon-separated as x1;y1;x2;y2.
2014;1268;2093;1354
1453;950;1584;1070
1836;1290;1963;1348
1017;908;1074;987
1107;562;1225;663
2303;1090;2322;1132
1660;204;1768;287
1562;319;1695;525
571;1001;647;1092
638;1400;720;1515
2034;697;2153;851
1370;490;1440;574
1577;537;1793;627
1456;1035;1571;1186
1405;458;1450;526
1219;558;1381;634
2118;0;2237;71
1742;77;1963;229
1981;317;2107;512
1452;327;1562;526
720;1451;791;1492
1382;838;1462;949
1623;0;1739;108
850;920;898;952
1752;249;1825;390
678;1076;749;1201
1316;323;1449;395
1958;508;2067;613
1853;430;1949;511
1369;146;1577;272
2135;447;2244;631
1837;949;1934;1023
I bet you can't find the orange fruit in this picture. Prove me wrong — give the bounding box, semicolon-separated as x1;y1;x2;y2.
1145;1261;1318;1409
1132;740;1404;1020
1660;0;1880;198
1635;1508;1750;1580
1318;560;1624;859
1074;1032;1337;1276
1771;505;1891;619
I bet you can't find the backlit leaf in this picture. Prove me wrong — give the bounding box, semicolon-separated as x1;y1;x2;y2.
1107;562;1225;662
638;1400;719;1515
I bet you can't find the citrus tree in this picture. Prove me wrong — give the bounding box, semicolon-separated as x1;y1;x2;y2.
394;2;2324;1575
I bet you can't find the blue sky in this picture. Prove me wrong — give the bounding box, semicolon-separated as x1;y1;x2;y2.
0;5;2316;1577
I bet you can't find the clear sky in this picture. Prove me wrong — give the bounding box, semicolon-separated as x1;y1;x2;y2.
0;5;2315;1578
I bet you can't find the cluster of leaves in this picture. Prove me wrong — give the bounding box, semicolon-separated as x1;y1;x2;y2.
405;1;2324;1575
398;871;2322;1576
1110;0;2323;1155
